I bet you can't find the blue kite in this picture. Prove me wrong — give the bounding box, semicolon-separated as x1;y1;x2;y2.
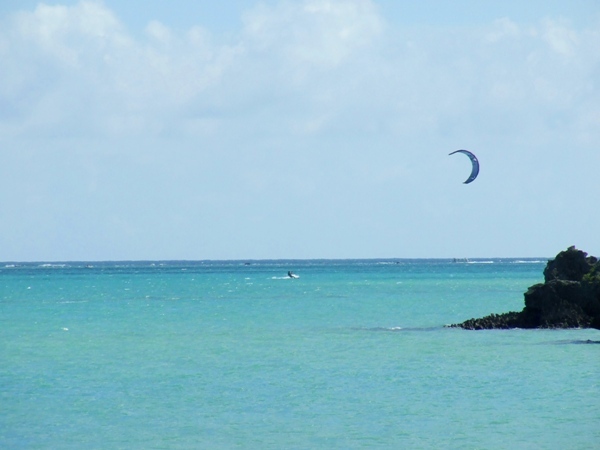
449;149;479;184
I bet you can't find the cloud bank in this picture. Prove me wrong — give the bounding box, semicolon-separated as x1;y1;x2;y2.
4;1;597;142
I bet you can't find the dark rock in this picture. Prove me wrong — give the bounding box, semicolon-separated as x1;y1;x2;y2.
543;245;598;282
451;246;600;330
454;311;524;330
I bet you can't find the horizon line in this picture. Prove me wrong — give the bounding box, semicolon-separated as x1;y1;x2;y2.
1;256;551;264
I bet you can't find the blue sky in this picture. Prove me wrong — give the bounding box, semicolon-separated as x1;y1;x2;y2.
1;0;599;261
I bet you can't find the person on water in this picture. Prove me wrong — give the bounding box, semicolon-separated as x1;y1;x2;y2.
288;271;294;278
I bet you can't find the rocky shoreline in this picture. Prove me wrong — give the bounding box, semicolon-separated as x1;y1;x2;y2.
451;246;600;330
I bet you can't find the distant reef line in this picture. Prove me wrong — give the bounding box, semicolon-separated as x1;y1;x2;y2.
450;246;600;330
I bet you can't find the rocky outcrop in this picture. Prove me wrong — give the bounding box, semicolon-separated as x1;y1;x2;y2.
452;246;600;330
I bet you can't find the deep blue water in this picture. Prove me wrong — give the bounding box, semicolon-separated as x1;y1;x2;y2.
1;259;598;449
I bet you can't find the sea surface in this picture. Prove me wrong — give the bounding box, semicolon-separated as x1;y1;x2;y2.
1;259;598;449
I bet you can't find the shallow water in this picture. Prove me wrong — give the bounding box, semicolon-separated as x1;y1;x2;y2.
1;260;598;448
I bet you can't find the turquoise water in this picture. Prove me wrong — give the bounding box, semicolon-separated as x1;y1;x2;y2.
1;260;598;449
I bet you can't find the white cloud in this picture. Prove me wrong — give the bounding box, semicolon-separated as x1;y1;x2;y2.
0;1;241;138
541;18;579;56
484;18;521;43
242;0;383;68
2;0;598;145
14;1;126;67
145;20;172;43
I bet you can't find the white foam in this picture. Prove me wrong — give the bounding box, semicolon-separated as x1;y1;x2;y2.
512;260;545;264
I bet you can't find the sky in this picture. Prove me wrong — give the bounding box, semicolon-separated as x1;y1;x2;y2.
1;0;599;261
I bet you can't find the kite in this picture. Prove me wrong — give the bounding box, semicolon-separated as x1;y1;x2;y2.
449;149;479;184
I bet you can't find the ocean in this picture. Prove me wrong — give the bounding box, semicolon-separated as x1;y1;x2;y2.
1;259;598;449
